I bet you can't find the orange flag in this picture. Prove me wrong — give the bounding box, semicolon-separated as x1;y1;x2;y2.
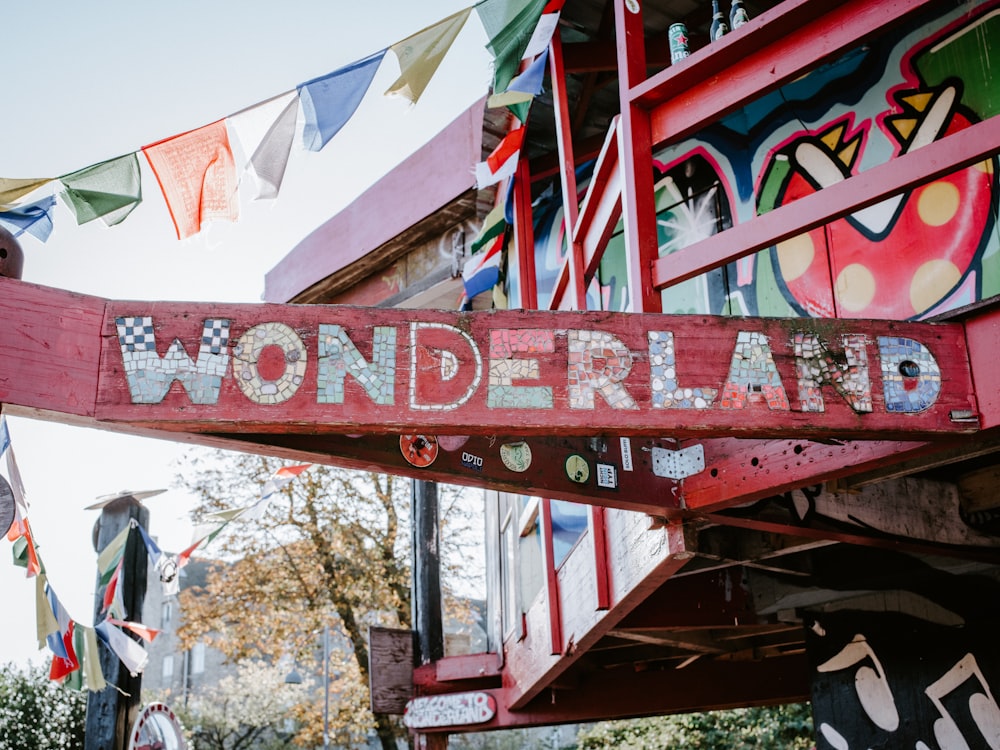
143;120;239;239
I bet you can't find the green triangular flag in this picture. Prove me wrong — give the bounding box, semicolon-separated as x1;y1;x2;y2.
477;0;548;94
60;154;142;226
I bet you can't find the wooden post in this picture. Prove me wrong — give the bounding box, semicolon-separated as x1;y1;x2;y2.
412;479;443;664
85;496;149;750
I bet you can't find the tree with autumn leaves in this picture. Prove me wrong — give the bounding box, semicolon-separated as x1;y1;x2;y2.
173;450;480;750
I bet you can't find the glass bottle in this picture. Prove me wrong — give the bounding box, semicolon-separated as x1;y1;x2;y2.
730;0;750;28
711;0;729;40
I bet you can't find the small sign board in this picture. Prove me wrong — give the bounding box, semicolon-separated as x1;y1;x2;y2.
403;691;497;729
369;627;415;714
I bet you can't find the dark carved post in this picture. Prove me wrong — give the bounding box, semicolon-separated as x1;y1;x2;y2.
85;495;149;750
411;479;443;664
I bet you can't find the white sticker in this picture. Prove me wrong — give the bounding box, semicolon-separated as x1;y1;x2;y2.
596;463;618;489
620;437;634;471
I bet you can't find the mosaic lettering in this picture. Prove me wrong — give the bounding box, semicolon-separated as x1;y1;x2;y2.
317;324;396;405
115;316;229;404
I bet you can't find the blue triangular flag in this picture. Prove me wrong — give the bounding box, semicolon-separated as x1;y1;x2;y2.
298;50;387;152
0;195;56;242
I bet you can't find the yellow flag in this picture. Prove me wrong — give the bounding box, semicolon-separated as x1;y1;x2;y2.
97;524;131;579
386;8;472;103
82;626;107;692
35;574;59;649
0;177;52;211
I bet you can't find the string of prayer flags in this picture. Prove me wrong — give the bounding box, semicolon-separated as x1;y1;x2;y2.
521;12;560;60
81;626;107;691
11;522;42;577
471;203;507;254
462;233;504;300
36;574;60;650
0;177;52;211
49;621;81;682
106;617;160;643
487;47;549;109
0;196;57;242
229;93;299;201
97;523;131;585
44;578;74;660
475;126;526;188
59;155;142;227
242;463;312;521
0;416;30;542
477;0;549;95
143;120;239;239
386;8;472;104
95;620;149;677
299;50;387;152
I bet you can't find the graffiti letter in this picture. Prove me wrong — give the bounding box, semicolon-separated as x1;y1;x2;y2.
115;316;229;405
317;324;396;405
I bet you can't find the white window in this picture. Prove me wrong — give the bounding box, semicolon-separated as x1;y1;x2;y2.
191;642;206;674
162;655;174;684
161;601;172;627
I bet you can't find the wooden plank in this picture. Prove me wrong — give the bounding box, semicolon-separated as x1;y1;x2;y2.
91;302;977;439
369;627;415;715
0;278;105;418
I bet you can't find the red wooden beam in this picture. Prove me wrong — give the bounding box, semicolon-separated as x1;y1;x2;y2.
631;0;942;148
512;158;539;310
651;116;1000;291
539;499;564;655
547;26;588;311
572;118;623;288
412;650;808;732
614;0;661;314
680;437;942;512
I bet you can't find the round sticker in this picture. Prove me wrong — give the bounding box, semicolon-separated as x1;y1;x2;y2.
400;435;439;467
129;702;187;750
565;454;590;484
500;442;532;473
624;0;640;13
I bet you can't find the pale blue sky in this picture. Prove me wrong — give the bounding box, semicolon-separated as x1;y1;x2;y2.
1;0;491;667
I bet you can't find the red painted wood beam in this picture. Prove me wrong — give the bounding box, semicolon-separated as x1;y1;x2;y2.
539;499;564;655
413;651;809;731
631;0;942;148
651;116;1000;291
513;159;539;310
696;511;1000;564
572;118;623;288
591;506;611;611
963;303;1000;431
680;437;943;512
547;27;588;311
0;280;105;419
614;0;661;314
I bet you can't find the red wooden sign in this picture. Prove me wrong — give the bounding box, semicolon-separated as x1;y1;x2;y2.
94;301;976;440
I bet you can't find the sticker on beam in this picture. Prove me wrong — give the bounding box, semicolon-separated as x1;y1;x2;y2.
651;444;705;479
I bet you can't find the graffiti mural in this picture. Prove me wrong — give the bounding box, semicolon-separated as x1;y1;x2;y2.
808;611;1000;750
526;1;1000;321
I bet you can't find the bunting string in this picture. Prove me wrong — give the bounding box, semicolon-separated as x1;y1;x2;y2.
0;0;559;247
0;414;311;691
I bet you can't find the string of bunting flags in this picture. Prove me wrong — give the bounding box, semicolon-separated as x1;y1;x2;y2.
1;414;312;691
0;0;562;258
